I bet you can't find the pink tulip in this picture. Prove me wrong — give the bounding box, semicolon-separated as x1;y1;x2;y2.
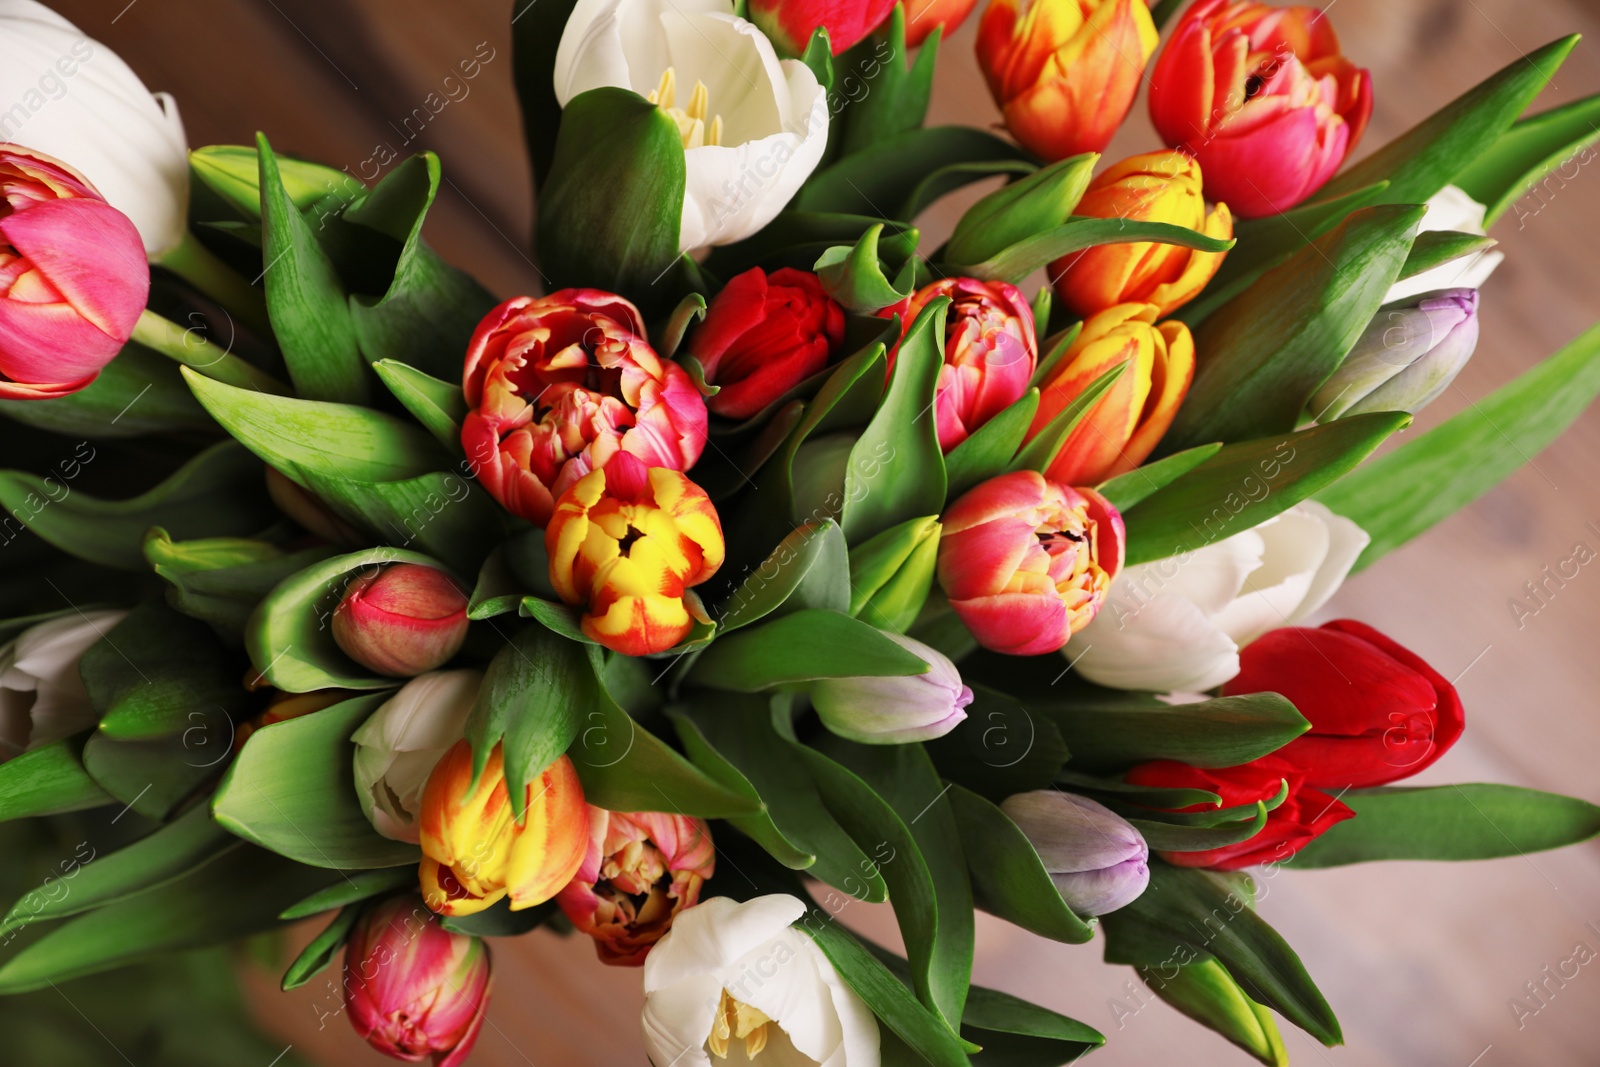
0;147;148;399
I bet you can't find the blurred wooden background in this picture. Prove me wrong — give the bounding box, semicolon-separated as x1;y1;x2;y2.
44;0;1600;1063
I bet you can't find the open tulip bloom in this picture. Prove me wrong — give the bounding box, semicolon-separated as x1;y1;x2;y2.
3;1;1600;1064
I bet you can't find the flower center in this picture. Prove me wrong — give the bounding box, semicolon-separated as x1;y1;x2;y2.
708;989;773;1060
648;67;724;149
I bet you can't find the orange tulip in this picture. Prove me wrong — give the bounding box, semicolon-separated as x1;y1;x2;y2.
1050;151;1233;319
418;740;588;917
977;0;1159;162
1029;303;1195;485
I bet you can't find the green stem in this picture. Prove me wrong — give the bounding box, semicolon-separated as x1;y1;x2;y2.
132;309;289;395
151;228;273;336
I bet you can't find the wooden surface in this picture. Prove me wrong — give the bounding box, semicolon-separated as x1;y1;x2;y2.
49;0;1600;1063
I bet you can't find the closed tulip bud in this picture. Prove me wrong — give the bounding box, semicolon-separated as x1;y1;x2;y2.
418;740;589;916
977;0;1159;162
1309;289;1479;422
938;470;1125;655
0;148;148;400
461;291;707;527
947;154;1097;269
1050;151;1234;319
1223;619;1465;789
344;895;492;1067
547;453;725;656
557;807;715;965
332;564;470;678
0;609;126;761
1148;0;1372;217
810;631;973;744
353;670;482;843
1001;790;1149;915
748;0;896;56
688;267;845;421
848;515;942;632
904;0;983;47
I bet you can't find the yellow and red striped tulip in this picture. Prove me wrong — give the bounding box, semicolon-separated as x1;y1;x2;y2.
418;740;588;917
546;453;725;656
1050;151;1233;319
1029;303;1195;486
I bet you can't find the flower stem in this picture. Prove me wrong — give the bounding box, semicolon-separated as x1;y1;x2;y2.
151;228;273;336
132;309;290;395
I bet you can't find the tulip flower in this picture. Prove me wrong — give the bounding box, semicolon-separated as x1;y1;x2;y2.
418;740;589;916
546;453;725;656
1224;619;1466;788
1067;502;1367;692
810;631;973;744
642;894;880;1067
688;267;845;421
938;470;1125;655
904;0;983;47
1126;756;1354;870
332;565;470;678
0;609;126;761
353;670;482;844
1001;790;1149;914
0;148;148;399
1029;303;1196;485
977;0;1160;162
553;0;829;250
1309;289;1480;421
461;290;707;527
1049;151;1234;319
344;895;492;1067
0;1;189;256
747;0;896;55
1386;186;1503;304
1148;0;1373;217
557;807;715;965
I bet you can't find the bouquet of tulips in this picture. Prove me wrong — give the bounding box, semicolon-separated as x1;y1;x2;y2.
1;0;1598;1063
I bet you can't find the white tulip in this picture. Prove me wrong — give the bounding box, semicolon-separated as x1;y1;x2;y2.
642;894;880;1067
1065;502;1369;693
352;669;480;844
0;609;126;760
0;0;188;256
1384;185;1504;304
553;0;828;251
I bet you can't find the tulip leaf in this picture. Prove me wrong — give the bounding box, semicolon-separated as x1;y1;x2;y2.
943;388;1040;500
947;154;1097;269
947;785;1096;944
832;6;939;156
1319;35;1581;209
706;213;920;278
1127;804;1270;852
687;609;929;690
1027;321;1084;390
0;342;213;439
1164;205;1424;448
1096;443;1225;512
1139;959;1289;1067
0;441;279;571
900;159;1040;223
656;292;708;359
714;520;851;631
299;469;506;576
1126;411;1408;567
371;359;468;451
517;595;594;645
280;904;360;991
144;529;337;637
468;530;553;621
245;547;460;693
1319;321;1600;570
1008;359;1130;476
81;730;224;822
1037;688;1309;771
0;736;111;822
816;223;911;312
1457;92;1600;226
190;143;355;220
278;866;415;920
510;0;579;188
849;514;940;632
924;685;1071;801
464;625;587;813
213;694;417;868
1289;784;1600;867
1396;230;1499;282
955;217;1235;286
796;126;1032;218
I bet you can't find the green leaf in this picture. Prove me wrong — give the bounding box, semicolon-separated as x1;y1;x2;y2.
924;684;1070;801
816;223;911;312
212;693;420;869
716;520;851;631
1457;92;1600;226
1126;412;1409;566
849;514;940;632
706;213;920;278
954;217;1235;285
1317;321;1600;570
656;292;708;359
441;897;557;937
832;6;938;156
800;26;834;89
1097;443;1224;511
947;785;1095;944
510;0;579;189
144;529;336;636
299;468;506;576
0;342;213;439
0;736;110;821
1028;322;1084;390
80;730;220;822
1397;229;1499;282
1289;784;1600;867
1008;359;1128;475
1038;690;1308;772
1126;804;1270;852
464;626;587;815
946;154;1096;268
943;389;1040;499
687;609;930;690
278;866;414;920
901;159;1039;223
795;126;1032;218
961;981;1104;1065
1141;959;1289;1067
190;144;354;220
371;359;467;451
280;905;359;990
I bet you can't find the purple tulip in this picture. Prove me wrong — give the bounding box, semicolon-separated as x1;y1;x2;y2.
1000;790;1150;916
809;632;973;744
1311;288;1480;421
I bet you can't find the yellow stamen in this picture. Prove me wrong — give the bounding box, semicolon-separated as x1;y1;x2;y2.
646;67;724;150
707;989;773;1060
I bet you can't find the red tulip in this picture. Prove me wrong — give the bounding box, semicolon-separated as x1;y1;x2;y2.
1148;0;1372;216
748;0;897;56
688;267;845;421
0;147;148;399
1223;619;1466;788
461;291;708;527
1126;756;1353;870
904;0;982;47
332;564;470;678
937;470;1124;655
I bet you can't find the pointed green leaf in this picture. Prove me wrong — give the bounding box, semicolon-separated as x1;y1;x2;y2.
947;785;1095;944
716;520;851;631
796;126;1031;218
1037;688;1308;771
943;388;1040;499
1457;92;1600;226
0;343;212;439
1142;959;1289;1067
0;735;110;821
371;359;468;450
946;153;1096;267
279;865;414;920
1396;229;1498;281
463;626;587;815
1008;359;1129;475
955;217;1235;285
144;529;337;636
1097;443;1224;511
833;5;938;154
687;609;929;690
280;905;360;991
816;223;911;312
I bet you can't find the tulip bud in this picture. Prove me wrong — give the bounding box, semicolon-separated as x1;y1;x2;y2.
849;515;942;632
1000;790;1149;915
947;155;1097;269
344;895;492;1067
1309;289;1479;422
331;564;470;678
688;267;845;421
0;609;126;761
0;148;148;400
748;0;896;55
353;670;482;843
937;471;1125;655
418;740;589;916
557;807;715;965
1142;959;1288;1066
810;631;973;744
903;0;983;47
546;453;725;656
977;0;1159;162
1050;151;1234;319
